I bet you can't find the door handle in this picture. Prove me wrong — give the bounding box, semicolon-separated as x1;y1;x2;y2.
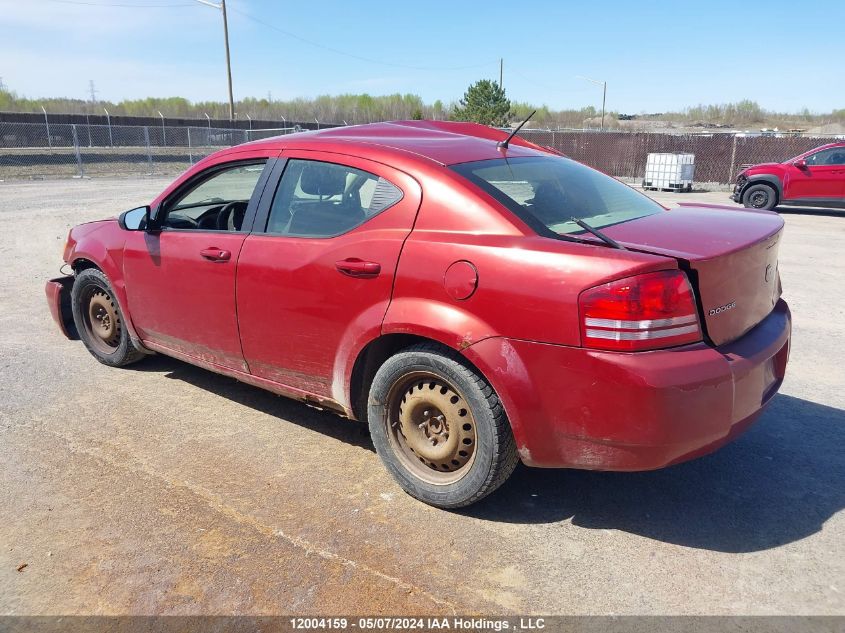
335;258;381;278
200;248;231;262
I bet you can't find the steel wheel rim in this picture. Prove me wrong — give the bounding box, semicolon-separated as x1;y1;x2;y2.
82;287;121;354
750;191;768;208
385;371;477;485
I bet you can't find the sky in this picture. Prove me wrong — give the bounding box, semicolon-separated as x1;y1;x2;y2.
1;0;843;114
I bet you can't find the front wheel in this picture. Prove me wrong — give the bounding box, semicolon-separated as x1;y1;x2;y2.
742;183;778;210
368;343;519;508
71;268;145;367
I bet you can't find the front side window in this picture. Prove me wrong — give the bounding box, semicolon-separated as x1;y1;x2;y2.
163;161;266;231
805;148;845;166
451;156;663;236
265;159;403;237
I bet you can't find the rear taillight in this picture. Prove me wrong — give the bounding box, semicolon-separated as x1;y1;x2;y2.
579;269;702;351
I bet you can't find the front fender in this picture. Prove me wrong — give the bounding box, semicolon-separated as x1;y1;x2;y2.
67;224;141;342
742;173;783;199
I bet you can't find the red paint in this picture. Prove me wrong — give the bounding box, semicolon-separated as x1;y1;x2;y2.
45;277;74;339
443;261;478;300
732;141;845;204
50;120;792;471
601;205;784;345
463;300;790;468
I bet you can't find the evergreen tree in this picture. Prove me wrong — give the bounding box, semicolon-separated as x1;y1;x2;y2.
451;79;511;126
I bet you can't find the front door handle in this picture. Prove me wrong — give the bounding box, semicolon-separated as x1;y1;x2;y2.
200;248;231;262
335;258;381;278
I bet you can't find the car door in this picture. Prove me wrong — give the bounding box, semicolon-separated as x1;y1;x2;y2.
236;151;422;401
786;148;845;201
825;149;845;200
123;152;276;370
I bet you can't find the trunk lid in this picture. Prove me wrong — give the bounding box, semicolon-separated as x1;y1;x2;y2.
601;205;783;346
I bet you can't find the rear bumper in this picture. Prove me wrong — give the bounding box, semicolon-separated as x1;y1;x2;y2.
463;299;791;470
45;276;77;339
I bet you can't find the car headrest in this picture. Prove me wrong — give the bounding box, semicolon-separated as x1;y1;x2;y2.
300;164;347;196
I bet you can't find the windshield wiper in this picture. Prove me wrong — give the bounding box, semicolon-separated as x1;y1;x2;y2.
569;216;626;250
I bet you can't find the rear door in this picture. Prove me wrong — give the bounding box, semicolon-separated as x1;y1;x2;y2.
236;151;422;400
786;147;845;201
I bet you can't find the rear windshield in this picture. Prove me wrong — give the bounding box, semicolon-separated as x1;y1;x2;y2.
451;156;663;236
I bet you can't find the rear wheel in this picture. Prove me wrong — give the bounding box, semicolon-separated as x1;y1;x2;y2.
742;183;778;210
368;343;518;508
71;268;145;367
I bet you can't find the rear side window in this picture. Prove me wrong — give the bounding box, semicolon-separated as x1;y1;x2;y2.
266;159;403;237
452;156;662;236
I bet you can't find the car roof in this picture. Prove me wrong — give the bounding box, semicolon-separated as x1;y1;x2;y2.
236;120;551;166
809;141;845;151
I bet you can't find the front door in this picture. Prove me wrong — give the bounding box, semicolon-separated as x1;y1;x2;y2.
124;155;273;370
236;152;422;401
786;147;845;201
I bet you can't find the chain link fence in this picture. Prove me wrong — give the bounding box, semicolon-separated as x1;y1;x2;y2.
0;121;295;180
1;119;842;185
520;129;844;189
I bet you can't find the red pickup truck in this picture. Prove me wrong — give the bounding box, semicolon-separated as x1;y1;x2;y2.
732;141;845;210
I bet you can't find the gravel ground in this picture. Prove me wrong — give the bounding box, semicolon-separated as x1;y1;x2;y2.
0;178;843;615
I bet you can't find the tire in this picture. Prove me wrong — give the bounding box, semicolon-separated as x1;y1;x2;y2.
368;342;519;509
742;183;778;210
71;268;145;367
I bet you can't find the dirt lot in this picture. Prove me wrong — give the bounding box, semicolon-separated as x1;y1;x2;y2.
0;178;843;615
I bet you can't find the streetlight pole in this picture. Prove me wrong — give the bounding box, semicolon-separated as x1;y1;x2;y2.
576;75;607;131
103;106;113;146
157;110;166;145
193;0;235;121
41;105;52;149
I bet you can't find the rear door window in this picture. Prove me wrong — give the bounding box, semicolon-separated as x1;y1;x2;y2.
265;159;403;237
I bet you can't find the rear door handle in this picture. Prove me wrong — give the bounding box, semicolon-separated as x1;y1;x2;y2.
335;258;381;278
200;248;231;262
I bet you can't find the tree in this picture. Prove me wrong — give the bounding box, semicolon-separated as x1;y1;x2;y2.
451;79;511;126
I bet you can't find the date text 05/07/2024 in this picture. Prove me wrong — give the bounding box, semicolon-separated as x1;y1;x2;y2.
289;617;547;630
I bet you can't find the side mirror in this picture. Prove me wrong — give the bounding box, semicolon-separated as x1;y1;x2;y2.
793;159;808;169
118;206;151;231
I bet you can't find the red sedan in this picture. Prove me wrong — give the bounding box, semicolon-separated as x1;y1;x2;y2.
46;121;791;508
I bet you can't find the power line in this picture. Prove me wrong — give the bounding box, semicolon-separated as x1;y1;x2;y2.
45;0;195;7
229;7;498;73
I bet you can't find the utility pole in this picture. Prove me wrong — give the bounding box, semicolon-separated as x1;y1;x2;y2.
194;0;235;121
221;0;234;121
499;58;503;89
576;75;607;131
